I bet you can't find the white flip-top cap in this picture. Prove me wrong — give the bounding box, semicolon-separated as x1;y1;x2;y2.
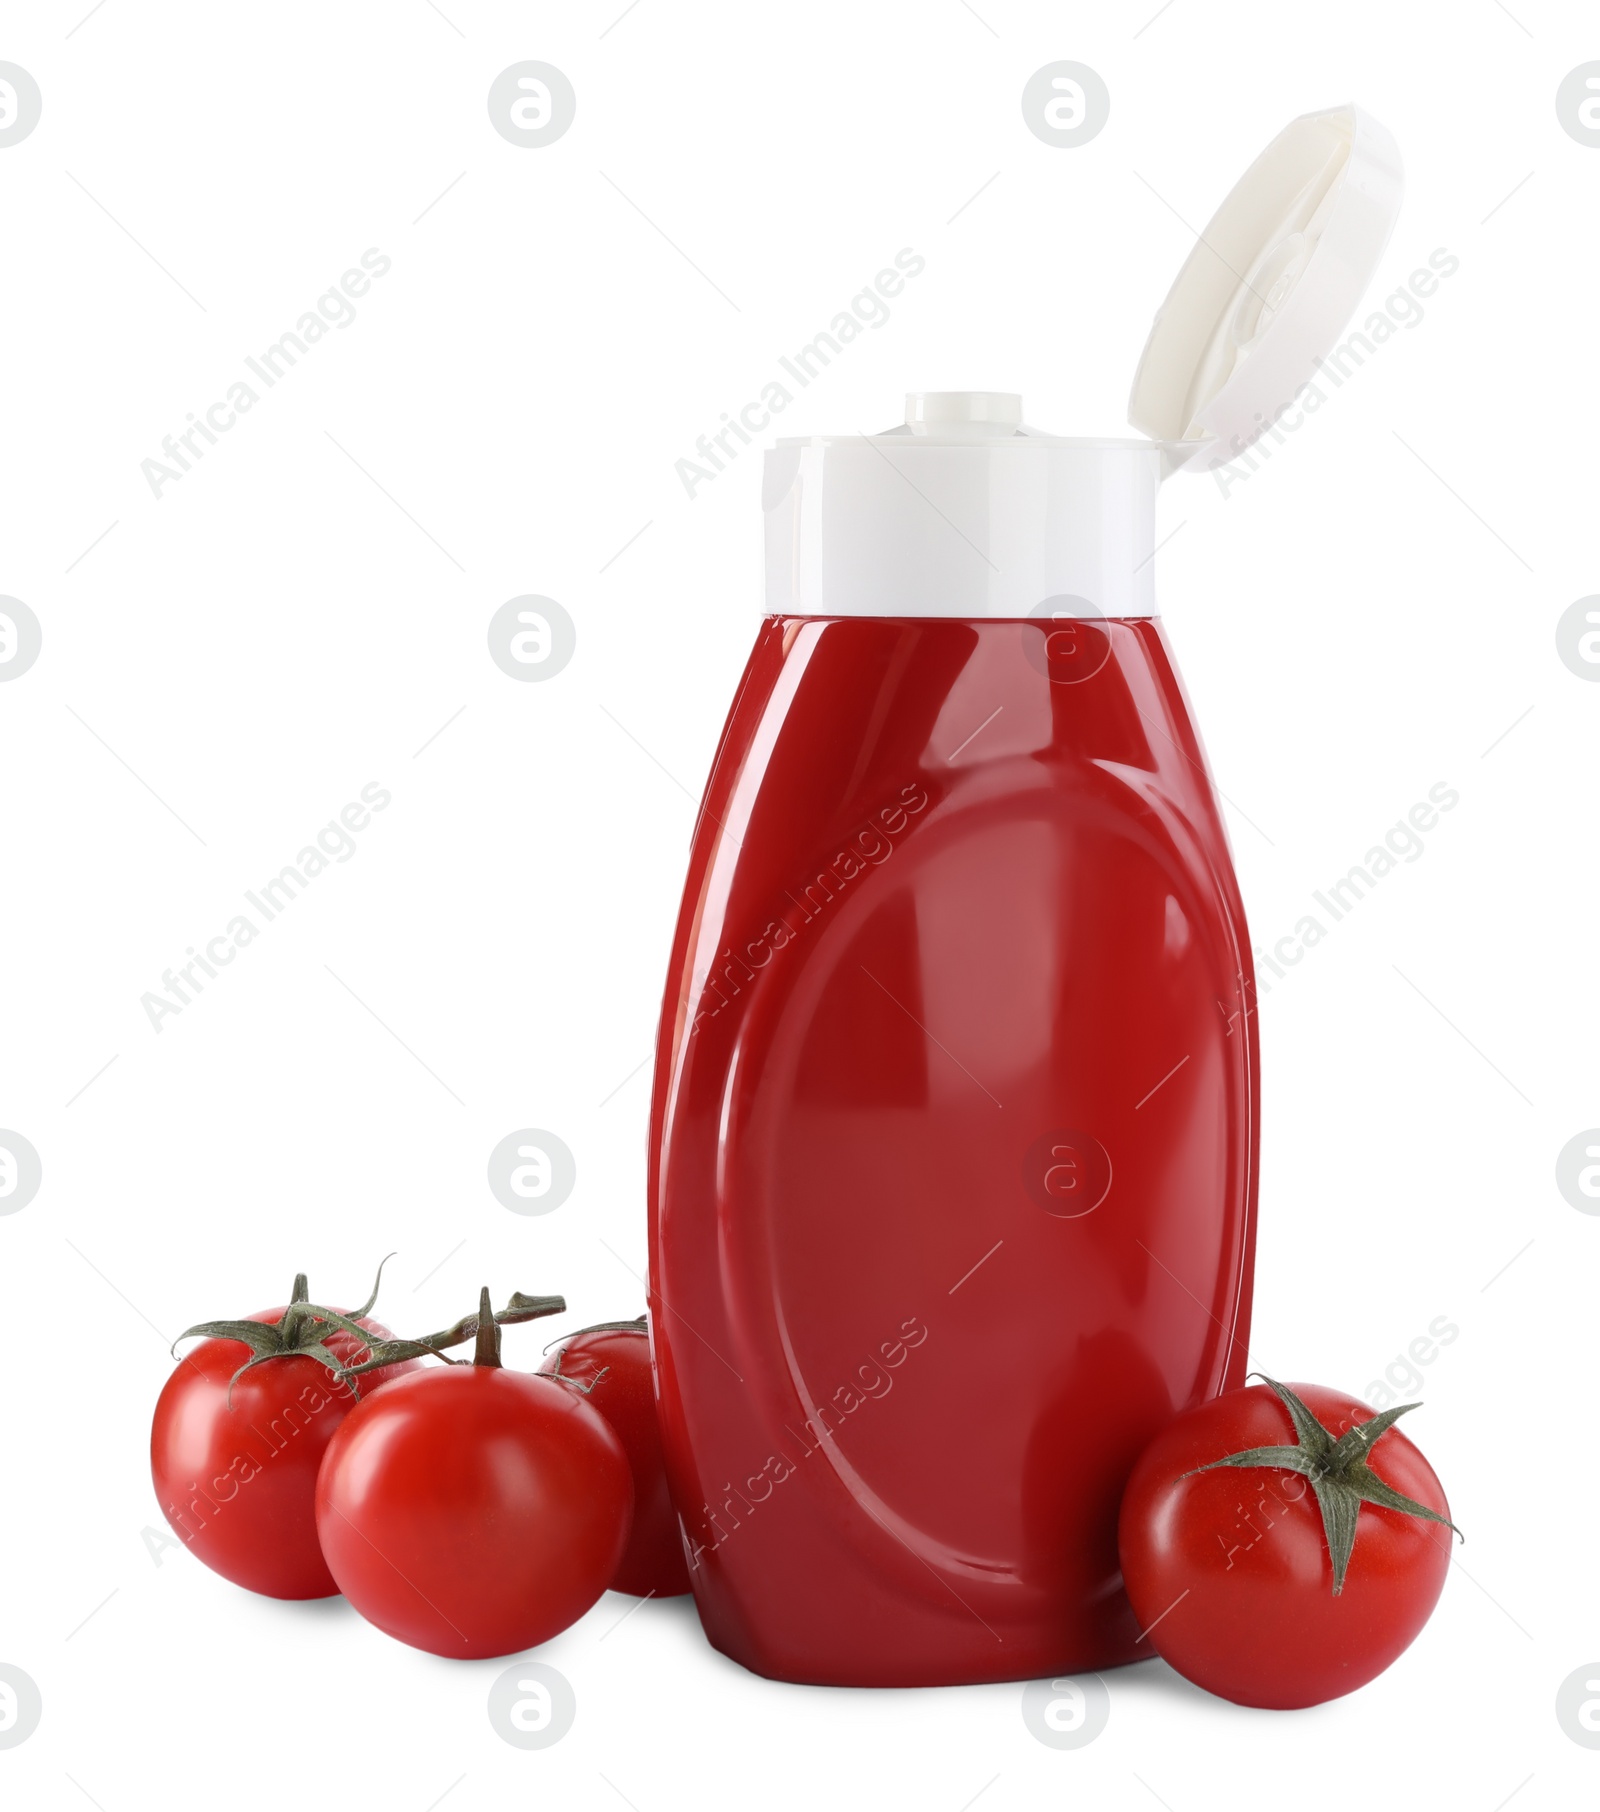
763;104;1403;615
1128;104;1403;470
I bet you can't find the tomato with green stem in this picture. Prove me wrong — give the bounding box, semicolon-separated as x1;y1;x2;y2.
1117;1376;1459;1709
316;1287;633;1658
150;1263;420;1600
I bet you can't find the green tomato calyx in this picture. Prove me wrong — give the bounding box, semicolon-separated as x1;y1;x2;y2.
541;1312;645;1395
172;1257;398;1407
172;1259;568;1401
1188;1374;1462;1595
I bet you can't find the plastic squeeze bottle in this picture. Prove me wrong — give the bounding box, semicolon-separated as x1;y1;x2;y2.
647;105;1404;1686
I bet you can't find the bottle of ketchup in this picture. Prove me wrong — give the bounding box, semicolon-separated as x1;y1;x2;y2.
648;106;1403;1685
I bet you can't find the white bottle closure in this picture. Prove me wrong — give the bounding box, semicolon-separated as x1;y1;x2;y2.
764;103;1403;619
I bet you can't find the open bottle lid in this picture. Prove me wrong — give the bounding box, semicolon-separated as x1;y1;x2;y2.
1127;104;1404;471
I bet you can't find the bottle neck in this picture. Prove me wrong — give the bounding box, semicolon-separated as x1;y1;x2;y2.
763;440;1162;618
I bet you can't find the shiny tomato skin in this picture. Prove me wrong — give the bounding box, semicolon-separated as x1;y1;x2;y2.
539;1327;691;1599
316;1365;633;1658
1117;1382;1452;1710
150;1307;415;1600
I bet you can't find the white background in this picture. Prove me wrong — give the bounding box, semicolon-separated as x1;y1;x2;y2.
2;2;1596;1807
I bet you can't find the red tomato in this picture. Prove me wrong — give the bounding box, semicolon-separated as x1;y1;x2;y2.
316;1295;633;1658
150;1281;416;1600
1117;1378;1456;1709
539;1317;691;1598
